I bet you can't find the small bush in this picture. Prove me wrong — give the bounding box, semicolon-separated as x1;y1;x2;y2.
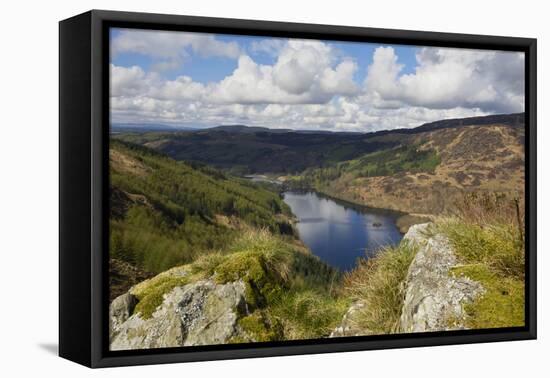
342;242;418;334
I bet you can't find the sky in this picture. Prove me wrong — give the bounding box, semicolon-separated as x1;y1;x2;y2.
110;28;525;132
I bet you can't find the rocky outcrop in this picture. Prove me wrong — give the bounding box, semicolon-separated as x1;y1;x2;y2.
331;222;484;336
399;223;484;332
110;279;249;350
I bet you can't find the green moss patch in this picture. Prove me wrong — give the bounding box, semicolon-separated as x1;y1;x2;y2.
132;275;190;319
237;312;283;342
451;264;524;328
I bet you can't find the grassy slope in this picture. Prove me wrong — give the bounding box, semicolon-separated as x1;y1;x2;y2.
284;144;440;189
114;129;398;175
110;140;351;340
110;140;294;274
440;193;525;328
343;242;418;334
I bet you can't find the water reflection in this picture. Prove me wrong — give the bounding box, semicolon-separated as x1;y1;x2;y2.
283;191;403;271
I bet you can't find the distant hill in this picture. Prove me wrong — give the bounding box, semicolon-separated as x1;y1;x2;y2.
206;125;294;134
111;123;198;133
205;124;357;135
113;113;525;178
389;113;524;134
288;116;525;214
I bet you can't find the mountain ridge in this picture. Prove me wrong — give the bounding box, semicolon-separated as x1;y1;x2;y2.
113;113;524;136
113;113;525;177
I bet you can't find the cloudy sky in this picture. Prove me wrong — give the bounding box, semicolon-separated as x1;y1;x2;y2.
110;28;525;132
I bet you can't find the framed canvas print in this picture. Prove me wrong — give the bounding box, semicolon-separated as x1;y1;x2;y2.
59;10;536;368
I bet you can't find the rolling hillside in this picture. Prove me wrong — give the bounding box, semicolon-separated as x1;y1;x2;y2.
113;127;397;174
109;140;349;340
109;140;295;296
112;113;524;176
291;121;525;214
113;113;525;215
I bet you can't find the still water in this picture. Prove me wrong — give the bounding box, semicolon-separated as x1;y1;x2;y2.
283;191;403;271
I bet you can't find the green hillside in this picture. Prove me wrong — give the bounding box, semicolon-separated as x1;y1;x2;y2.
113;128;398;174
284;144;441;190
109;140;294;274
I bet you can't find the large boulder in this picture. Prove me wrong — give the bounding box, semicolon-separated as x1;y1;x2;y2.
110;279;248;350
399;223;484;333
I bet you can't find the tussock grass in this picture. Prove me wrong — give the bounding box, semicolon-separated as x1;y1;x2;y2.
439;192;525;328
342;242;418;334
441;192;525;278
439;220;524;278
268;289;350;339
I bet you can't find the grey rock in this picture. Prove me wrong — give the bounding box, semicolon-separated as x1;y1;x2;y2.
402;222;433;245
329;301;369;337
399;223;484;333
110;280;248;351
109;292;137;341
331;223;484;337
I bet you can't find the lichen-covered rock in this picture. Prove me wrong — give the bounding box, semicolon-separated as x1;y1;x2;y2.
110;279;248;350
109;292;137;341
399;223;484;333
329;301;368;337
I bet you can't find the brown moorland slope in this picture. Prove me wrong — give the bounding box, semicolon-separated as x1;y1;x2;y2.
316;123;525;215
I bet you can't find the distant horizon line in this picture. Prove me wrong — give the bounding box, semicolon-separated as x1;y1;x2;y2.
110;112;525;134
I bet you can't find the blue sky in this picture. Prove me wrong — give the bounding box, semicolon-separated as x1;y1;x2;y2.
110;28;418;85
109;28;524;131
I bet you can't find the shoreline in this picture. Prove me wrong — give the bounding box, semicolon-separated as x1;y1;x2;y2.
284;187;431;234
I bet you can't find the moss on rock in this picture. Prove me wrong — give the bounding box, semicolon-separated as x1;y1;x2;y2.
132;275;190;319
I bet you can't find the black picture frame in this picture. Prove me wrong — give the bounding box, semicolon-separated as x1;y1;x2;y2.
59;9;537;368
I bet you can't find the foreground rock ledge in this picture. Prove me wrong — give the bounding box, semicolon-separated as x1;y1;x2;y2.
110;279;247;350
399;223;484;333
331;223;484;337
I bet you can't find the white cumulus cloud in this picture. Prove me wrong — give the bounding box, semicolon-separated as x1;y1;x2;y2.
365;46;524;113
111;29;241;72
110;34;525;132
